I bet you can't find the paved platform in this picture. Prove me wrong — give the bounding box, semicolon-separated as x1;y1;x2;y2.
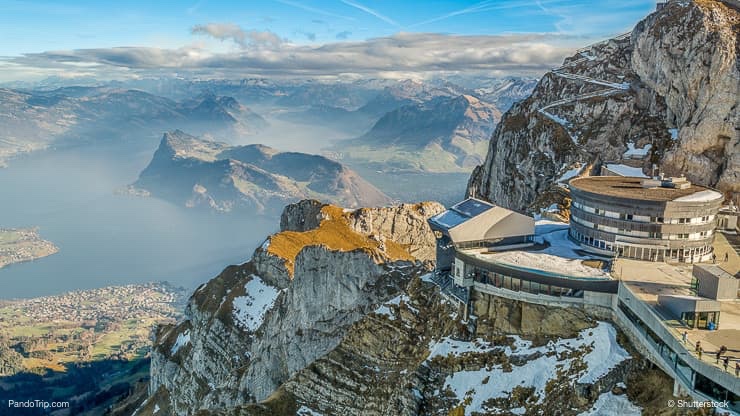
616;258;740;374
714;231;740;276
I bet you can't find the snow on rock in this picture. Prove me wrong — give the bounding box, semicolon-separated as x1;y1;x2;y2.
427;337;497;361
232;275;281;332
171;330;191;355
374;294;412;317
153;404;160;414
623;142;652;158
557;165;583;183
420;272;434;283
296;405;324;416
578;323;631;383
674;189;723;202
668;128;679;140
577;392;641;416
604;164;647;178
443;322;630;416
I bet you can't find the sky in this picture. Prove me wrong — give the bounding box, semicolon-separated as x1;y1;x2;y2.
0;0;658;82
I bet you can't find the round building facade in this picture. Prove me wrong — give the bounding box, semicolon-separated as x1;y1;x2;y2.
568;176;723;263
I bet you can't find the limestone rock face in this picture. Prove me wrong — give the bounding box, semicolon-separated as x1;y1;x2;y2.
631;0;739;194
346;202;445;262
144;200;442;415
469;0;739;212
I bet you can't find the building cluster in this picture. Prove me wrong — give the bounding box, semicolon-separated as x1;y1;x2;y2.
13;283;184;323
428;174;739;411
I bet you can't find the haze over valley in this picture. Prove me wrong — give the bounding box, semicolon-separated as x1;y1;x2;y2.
3;1;737;415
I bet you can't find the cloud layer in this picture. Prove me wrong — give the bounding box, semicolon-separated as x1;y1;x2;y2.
2;24;580;81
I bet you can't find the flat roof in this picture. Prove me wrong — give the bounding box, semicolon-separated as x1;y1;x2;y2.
616;258;740;366
570;176;721;202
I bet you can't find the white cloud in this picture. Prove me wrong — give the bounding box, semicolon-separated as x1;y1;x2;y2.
1;31;580;81
191;23;283;48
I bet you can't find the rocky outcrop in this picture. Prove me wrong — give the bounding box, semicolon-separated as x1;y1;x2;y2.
469;0;739;212
165;275;678;416
133;131;393;215
142;200;443;415
631;0;739;194
137;197;684;416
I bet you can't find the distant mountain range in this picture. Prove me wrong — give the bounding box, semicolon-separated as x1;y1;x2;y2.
0;88;265;166
0;77;535;174
332;94;502;172
131;130;391;214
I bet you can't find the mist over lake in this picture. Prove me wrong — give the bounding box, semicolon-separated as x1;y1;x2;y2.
0;139;276;298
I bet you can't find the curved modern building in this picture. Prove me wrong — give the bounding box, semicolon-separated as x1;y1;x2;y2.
569;176;724;263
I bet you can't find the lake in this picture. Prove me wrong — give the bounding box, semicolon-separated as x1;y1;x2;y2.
0;138;277;299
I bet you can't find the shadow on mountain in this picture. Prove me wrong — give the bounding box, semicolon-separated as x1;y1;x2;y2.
0;357;149;416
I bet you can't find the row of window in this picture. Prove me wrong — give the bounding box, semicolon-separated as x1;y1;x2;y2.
572;201;715;225
571;214;713;241
570;228;713;261
470;267;584;298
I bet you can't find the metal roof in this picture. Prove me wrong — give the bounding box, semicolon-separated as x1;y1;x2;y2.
428;198;495;231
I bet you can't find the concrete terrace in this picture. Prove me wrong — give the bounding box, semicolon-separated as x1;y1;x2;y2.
615;258;740;376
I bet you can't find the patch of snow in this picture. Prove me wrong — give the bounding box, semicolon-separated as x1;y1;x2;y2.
232;275;281;332
577;392;641;416
534;219;569;235
171;330;190;355
532;221;606;266
153;404;160;414
604;164;647;178
674;189;723;202
623;142;652;158
261;238;270;250
616;382;627;389
557;165;583;183
544;203;559;213
374;294;413;317
481;250;610;278
444;322;630;416
578;323;631;383
668;128;679;140
427;337;497;360
296;405;324;416
420;273;434;283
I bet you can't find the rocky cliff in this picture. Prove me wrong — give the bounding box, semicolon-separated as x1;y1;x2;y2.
137;200;444;415
131;130;392;214
468;0;739;212
134;199;683;416
138;274;677;416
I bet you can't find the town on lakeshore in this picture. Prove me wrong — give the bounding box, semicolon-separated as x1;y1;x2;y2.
0;227;58;269
0;282;187;371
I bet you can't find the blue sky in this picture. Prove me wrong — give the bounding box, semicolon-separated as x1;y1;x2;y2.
0;0;658;81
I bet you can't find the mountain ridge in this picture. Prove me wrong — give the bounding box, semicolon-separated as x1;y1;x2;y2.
132;130;392;214
468;0;739;212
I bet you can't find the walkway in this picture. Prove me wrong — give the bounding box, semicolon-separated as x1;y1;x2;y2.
616;258;740;377
714;232;740;276
536;31;633;145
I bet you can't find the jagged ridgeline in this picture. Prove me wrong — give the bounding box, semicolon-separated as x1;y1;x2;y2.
468;0;739;212
129;130;392;214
